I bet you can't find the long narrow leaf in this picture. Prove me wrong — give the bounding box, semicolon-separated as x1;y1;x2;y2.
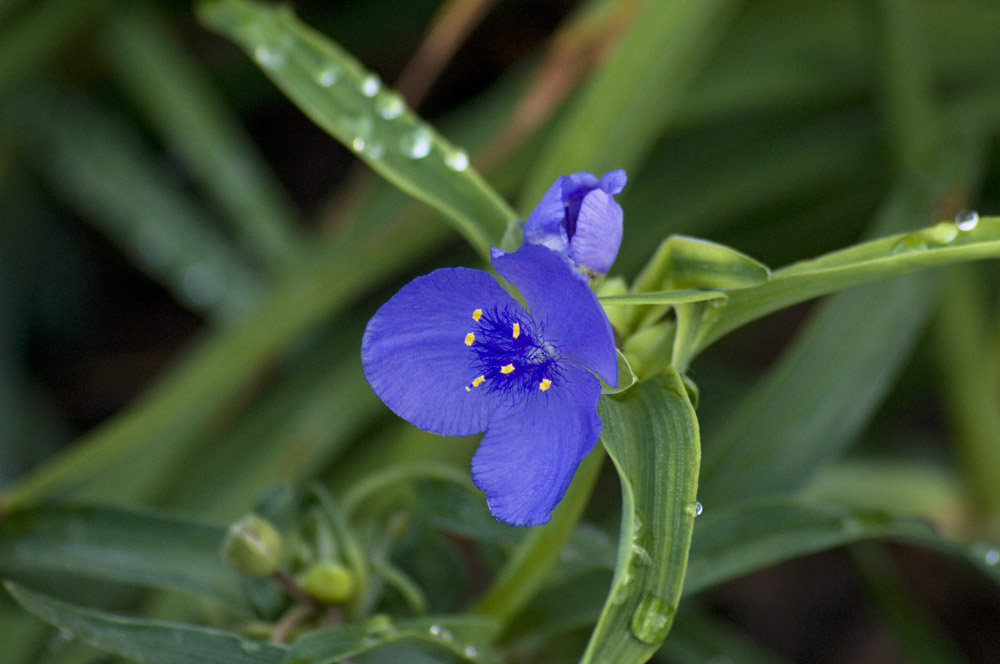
683;497;1000;596
9;87;261;322
582;368;700;663
196;0;515;258
527;0;742;202
0;506;246;613
3;583;285;664
104;4;305;273
698;215;1000;354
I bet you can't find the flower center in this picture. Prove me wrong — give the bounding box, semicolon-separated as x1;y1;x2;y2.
463;306;560;396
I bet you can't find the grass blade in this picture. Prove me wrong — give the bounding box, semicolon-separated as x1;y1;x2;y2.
196;0;515;258
3;583;285;664
582;367;700;663
0;506;246;613
104;4;305;274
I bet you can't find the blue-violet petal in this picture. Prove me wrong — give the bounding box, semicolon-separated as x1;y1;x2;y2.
523;177;571;256
568;189;623;275
471;362;603;525
362;267;513;436
598;168;627;194
492;244;618;386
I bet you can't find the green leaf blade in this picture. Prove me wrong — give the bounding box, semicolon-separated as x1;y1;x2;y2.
3;582;286;664
0;506;247;613
684;497;1000;596
104;4;306;274
701;217;1000;351
196;0;515;259
582;368;701;663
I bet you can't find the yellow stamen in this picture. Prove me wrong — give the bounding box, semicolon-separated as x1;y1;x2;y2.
464;332;475;346
472;375;486;387
539;378;552;391
512;322;520;339
465;386;471;392
472;308;482;321
500;364;515;374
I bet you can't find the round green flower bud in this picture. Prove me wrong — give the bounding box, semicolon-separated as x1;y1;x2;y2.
221;514;283;577
297;561;356;604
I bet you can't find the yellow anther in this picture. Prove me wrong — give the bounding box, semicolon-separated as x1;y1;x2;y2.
472;375;486;387
500;364;515;374
539;378;552;391
472;308;482;321
512;322;520;339
464;332;475;346
465;386;471;392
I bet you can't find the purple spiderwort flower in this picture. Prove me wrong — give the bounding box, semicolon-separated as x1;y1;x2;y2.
361;244;618;526
523;169;627;276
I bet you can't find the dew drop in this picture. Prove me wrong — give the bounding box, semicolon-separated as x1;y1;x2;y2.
428;624;453;642
401;125;433;159
955;209;979;231
891;234;928;255
361;74;382;97
631;543;653;566
927;221;959;245
349;115;373;154
693;501;704;517
611;565;635;605
317;65;338;87
463;643;479;658
445;149;470;171
253;46;284;69
629;592;675;644
364;614;397;637
375;91;405;120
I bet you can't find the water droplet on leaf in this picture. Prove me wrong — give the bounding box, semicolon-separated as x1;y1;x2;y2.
611;565;635;605
955;209;979;231
629;592;675;644
463;643;479;658
401;125;433;159
238;640;263;654
891;234;928;255
428;624;453;642
375;91;405;120
317;66;338;86
693;501;703;517
361;74;381;97
927;221;958;245
364;614;397;637
445;149;470;171
253;46;284;69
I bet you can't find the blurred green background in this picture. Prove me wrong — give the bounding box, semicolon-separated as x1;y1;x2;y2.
2;0;1000;662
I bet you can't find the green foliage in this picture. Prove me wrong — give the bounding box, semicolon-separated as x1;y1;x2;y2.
2;0;1000;663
